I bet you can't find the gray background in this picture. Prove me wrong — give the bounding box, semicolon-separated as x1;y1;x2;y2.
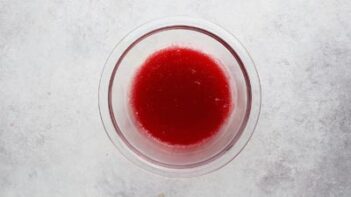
1;0;350;196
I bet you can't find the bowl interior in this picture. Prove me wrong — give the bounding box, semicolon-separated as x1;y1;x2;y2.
108;26;250;167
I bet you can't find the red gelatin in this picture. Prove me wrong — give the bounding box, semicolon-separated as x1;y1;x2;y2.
130;47;232;146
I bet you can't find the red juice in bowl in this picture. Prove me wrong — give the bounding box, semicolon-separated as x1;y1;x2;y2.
130;47;233;146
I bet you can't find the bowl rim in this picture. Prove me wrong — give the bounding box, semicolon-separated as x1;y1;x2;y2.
98;17;261;177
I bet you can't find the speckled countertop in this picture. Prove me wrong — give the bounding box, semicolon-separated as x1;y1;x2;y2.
1;0;350;196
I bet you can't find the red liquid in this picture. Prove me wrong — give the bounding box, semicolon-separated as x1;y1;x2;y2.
131;47;232;146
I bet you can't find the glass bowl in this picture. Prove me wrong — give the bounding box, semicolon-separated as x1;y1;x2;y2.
99;17;261;177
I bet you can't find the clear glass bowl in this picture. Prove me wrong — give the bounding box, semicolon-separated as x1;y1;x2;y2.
99;17;261;177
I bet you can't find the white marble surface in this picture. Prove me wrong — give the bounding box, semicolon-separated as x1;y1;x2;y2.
1;0;351;196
